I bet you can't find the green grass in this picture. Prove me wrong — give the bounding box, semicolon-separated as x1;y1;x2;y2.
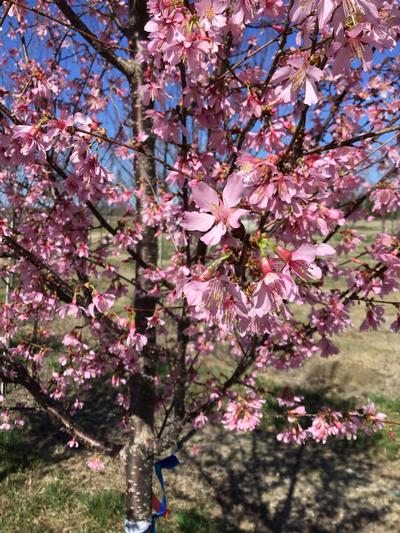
163;509;221;533
82;489;125;528
0;472;125;532
0;430;44;480
0;462;220;532
364;394;400;458
0;391;399;531
0;430;220;533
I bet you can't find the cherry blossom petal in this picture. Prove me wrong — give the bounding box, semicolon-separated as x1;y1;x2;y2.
304;78;319;106
318;0;335;29
223;174;245;208
272;66;293;84
281;82;294;104
181;211;215;232
290;0;313;24
183;279;209;306
332;48;349;75
249;281;272;317
201;222;226;245
227;208;248;229
307;65;323;83
315;243;335;256
191;181;219;209
307;264;322;280
292;243;318;262
287;56;305;69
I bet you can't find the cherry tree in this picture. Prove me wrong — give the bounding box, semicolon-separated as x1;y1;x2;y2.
0;0;399;531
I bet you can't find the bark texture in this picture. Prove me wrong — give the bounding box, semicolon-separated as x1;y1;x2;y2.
125;1;158;527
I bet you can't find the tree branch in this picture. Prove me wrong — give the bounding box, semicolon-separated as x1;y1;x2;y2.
306;124;400;155
0;355;120;455
53;0;133;77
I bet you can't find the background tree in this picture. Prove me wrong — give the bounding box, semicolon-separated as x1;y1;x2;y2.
0;1;399;531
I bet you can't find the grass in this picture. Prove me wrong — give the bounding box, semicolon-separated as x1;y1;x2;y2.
365;394;400;458
0;449;219;532
0;430;44;480
82;490;125;528
0;430;222;532
162;509;221;533
0;479;124;532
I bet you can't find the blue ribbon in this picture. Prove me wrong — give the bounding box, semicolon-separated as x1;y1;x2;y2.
151;454;180;532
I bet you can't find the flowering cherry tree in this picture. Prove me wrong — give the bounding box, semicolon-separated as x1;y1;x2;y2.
0;0;399;531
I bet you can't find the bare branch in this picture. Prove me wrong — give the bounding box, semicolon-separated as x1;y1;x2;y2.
53;0;134;77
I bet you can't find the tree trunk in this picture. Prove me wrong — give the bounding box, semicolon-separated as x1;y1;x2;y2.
125;2;158;530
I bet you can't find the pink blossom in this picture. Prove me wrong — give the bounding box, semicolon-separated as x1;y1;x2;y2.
287;405;307;421
276;390;304;407
183;273;248;328
193;412;208;429
360;402;386;435
331;23;374;74
277;426;308;445
57;302;85;319
88;291;116;315
318;336;340;357
276;243;335;281
46;113;74;139
290;0;336;30
71;143;114;184
11;125;52;161
277;404;308;445
0;412;11;431
222;395;265;432
308;410;344;443
197;0;227;32
67;438;79;448
272;56;323;106
141;81;169;106
340;0;380;23
230;0;269;24
181;175;248;245
0;218;10;237
250;259;296;318
360;305;385;331
242;90;263;118
86;457;105;471
146;314;166;329
126;323;148;351
162;28;211;75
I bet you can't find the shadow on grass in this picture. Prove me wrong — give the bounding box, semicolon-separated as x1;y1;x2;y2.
0;378;125;482
1;382;398;532
0;430;45;481
172;384;399;533
176;430;393;533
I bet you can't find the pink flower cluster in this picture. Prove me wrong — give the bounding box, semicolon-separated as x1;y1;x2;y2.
222;394;265;432
277;401;386;445
183;239;334;333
